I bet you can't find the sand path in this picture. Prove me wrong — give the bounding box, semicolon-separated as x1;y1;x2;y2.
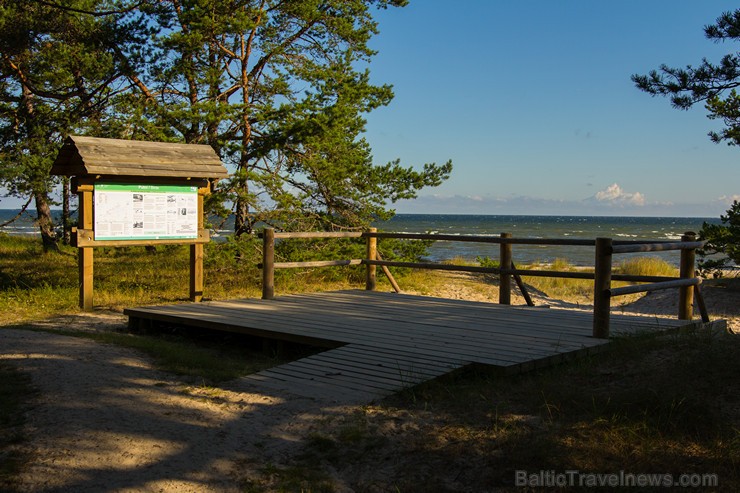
1;314;359;492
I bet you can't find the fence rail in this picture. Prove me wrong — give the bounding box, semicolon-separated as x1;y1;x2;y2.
259;228;709;338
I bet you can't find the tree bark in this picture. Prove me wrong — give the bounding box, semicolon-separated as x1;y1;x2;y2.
34;190;58;252
234;191;251;236
62;177;71;245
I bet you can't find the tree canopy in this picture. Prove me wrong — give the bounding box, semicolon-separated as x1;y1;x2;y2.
632;9;740;146
1;0;451;248
632;9;739;274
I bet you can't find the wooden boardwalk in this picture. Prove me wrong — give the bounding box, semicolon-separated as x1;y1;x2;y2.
124;290;696;403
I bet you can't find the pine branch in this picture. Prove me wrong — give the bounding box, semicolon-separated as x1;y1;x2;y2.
26;0;146;17
0;195;33;228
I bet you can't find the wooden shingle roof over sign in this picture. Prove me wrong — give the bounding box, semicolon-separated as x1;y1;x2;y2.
50;135;229;179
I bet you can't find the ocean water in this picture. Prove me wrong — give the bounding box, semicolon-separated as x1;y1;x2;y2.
1;210;718;266
0;209;68;236
379;214;717;266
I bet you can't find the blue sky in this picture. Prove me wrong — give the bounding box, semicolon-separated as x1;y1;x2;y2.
363;0;740;216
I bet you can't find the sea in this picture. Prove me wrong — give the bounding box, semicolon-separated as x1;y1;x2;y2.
1;209;719;267
380;214;718;266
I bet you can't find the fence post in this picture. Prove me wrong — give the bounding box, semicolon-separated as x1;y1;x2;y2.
679;231;697;320
262;227;275;300
499;232;512;305
366;227;377;291
593;237;613;338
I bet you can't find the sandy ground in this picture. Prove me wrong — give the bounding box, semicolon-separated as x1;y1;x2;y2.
1;314;371;492
1;277;737;492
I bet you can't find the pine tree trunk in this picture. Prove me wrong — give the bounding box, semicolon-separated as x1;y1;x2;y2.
62;177;71;245
34;190;58;252
234;192;251;237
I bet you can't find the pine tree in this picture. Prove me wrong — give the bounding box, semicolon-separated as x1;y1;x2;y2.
0;0;149;249
632;9;740;146
125;0;450;234
632;9;740;273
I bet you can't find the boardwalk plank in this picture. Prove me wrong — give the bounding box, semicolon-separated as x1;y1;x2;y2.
240;373;378;402
284;354;433;386
260;366;396;394
138;300;604;353
307;351;459;379
129;304;579;365
276;291;684;335
123;290;702;403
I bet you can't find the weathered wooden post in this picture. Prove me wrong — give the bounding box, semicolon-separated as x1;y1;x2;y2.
189;189;205;302
499;232;512;305
76;179;94;311
262;227;275;300
366;227;377;291
679;232;697;320
593;237;613;338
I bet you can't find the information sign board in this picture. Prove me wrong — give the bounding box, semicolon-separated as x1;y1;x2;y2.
94;183;198;240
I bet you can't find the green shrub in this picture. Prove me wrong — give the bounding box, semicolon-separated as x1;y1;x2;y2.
698;200;740;277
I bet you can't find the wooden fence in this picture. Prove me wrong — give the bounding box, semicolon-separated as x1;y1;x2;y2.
259;228;707;338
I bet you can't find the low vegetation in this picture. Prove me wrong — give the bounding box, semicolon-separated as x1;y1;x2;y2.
0;235;685;325
49;327;292;384
474;255;679;304
616;256;680;278
0;234;373;324
519;258;595;301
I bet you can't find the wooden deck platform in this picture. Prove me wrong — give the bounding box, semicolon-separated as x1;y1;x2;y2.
124;290;698;403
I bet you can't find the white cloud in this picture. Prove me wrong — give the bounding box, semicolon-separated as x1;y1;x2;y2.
592;183;645;206
717;194;740;205
397;189;726;217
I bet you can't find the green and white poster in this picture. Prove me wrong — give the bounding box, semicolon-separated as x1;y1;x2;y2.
94;183;198;240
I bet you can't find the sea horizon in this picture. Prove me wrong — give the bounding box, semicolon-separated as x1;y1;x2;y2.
2;209;720;266
0;208;722;219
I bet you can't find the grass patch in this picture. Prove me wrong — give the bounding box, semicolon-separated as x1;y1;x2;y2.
476;256;597;302
390;255;683;306
27;325;292;384
522;258;595;301
243;411;387;492
0;363;35;491
615;256;679;278
389;267;442;295
513;257;679;304
79;330;280;383
0;235;375;324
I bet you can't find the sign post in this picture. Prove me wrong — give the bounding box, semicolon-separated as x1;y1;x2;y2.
78;179;94;311
51;136;228;310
